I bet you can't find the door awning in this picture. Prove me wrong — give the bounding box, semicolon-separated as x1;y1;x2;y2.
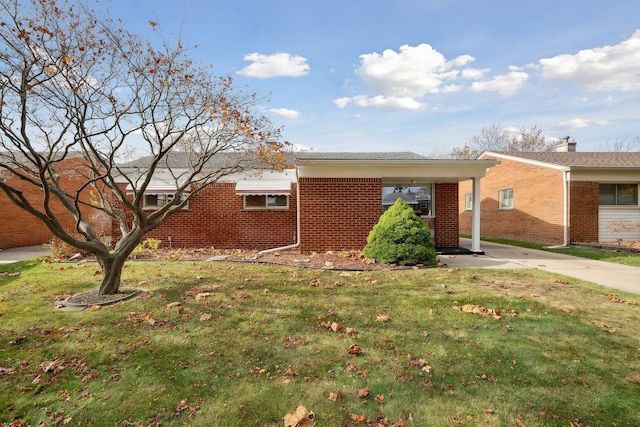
235;180;291;195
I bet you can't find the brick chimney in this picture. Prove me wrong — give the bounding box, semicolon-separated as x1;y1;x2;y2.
556;136;577;152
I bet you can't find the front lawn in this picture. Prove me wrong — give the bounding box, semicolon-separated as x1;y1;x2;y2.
1;259;639;426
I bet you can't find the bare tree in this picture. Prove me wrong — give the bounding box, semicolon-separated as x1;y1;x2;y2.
450;123;556;159
599;136;640;152
0;0;288;294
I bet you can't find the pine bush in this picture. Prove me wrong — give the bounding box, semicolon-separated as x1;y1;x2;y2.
363;198;436;266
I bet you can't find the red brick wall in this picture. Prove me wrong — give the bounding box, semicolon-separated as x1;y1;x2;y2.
568;181;599;243
459;157;566;245
297;179;459;251
113;182;298;250
0;157;97;250
434;182;460;247
298;178;382;252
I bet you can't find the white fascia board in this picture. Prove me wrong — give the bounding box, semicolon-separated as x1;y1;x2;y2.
480;152;570;172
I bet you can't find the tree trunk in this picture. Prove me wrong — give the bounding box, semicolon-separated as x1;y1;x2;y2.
96;252;128;295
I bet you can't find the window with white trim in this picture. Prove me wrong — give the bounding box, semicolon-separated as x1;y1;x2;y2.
599;183;638;206
465;193;473;211
498;188;514;210
243;194;289;209
143;193;188;210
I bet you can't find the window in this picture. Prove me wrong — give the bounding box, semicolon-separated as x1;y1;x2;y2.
498;188;514;210
244;194;289;209
143;193;188;210
465;193;473;211
599;184;638;206
381;184;433;216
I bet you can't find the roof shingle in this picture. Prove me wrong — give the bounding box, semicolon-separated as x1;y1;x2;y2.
490;151;640;168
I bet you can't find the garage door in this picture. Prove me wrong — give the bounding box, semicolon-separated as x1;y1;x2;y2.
599;207;640;242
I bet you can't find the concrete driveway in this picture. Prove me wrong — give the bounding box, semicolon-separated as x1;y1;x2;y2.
0;246;50;265
441;238;640;295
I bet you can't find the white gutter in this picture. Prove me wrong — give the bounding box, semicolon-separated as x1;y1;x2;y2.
257;169;301;256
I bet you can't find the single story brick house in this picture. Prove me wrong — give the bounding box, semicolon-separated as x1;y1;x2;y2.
116;151;498;253
459;141;640;245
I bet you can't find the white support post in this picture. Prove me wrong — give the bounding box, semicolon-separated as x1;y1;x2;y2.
471;177;482;253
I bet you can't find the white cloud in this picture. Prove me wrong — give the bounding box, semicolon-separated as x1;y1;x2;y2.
270;108;300;119
555;118;611;130
539;29;640;92
333;95;425;111
237;52;310;78
336;43;484;111
469;71;529;96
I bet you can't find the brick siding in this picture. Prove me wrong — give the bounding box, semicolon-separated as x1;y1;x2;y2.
1;157;98;250
568;181;599;242
434;182;460;247
298;177;382;252
111;177;464;252
113;182;298;250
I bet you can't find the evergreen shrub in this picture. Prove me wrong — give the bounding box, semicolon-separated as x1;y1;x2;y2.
363;198;436;266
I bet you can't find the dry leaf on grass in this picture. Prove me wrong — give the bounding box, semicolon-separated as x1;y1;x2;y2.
376;314;390;323
626;374;640;385
607;294;637;305
453;304;502;320
347;344;363;356
358;387;370;398
283;405;315;427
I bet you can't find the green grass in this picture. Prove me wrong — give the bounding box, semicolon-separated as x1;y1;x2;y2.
1;259;640;426
464;235;640;267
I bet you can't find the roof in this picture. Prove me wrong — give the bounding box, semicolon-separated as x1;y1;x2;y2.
118;151;293;170
295;151;429;161
484;151;640;169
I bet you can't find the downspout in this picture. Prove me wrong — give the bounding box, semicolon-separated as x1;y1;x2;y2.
563;170;569;246
257;169;301;256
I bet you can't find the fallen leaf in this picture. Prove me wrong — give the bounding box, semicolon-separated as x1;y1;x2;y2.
627;374;640;385
283;405;315;427
328;391;344;402
166;302;181;308
347;344;363;356
453;304;502;320
358;387;370;398
376;314;390;323
199;313;212;322
90;305;100;311
591;320;610;328
374;394;385;403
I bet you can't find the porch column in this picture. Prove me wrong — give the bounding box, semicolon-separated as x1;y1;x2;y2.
471;176;482;253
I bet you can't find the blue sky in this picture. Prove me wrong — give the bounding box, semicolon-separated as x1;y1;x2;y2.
98;0;640;155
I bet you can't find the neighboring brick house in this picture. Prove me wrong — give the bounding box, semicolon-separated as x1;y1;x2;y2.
459;142;640;245
0;154;103;250
116;151;498;253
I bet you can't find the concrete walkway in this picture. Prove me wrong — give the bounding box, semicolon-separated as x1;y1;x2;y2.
0;246;50;265
442;238;640;295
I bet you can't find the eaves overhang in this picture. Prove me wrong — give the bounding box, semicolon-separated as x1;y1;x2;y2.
296;159;499;182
